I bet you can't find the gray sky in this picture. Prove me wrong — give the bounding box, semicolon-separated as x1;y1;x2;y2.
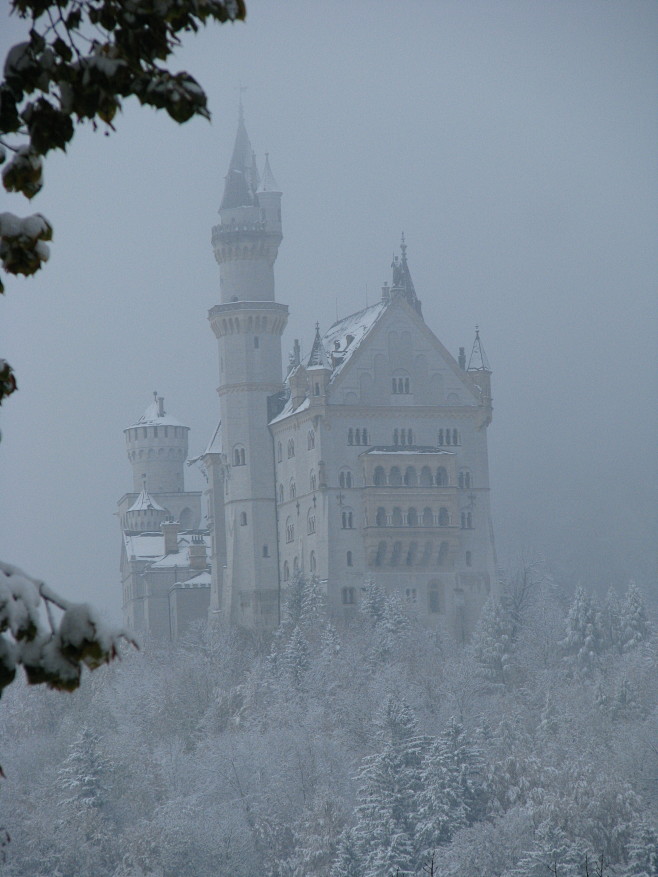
1;0;656;622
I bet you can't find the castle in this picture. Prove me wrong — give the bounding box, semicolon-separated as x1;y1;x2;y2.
118;112;497;640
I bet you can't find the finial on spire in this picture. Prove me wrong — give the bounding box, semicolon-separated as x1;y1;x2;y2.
467;325;491;371
400;231;407;263
237;82;247;123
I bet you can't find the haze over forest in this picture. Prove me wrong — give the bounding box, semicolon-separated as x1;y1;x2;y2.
0;0;656;621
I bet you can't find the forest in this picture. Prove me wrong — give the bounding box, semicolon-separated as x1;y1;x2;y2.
0;569;656;877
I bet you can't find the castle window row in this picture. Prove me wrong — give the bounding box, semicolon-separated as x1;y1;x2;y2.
375;506;451;527
128;447;184;461
438;429;460;446
393;428;414;446
392;377;411;394
372;465;450;487
340;581;445;612
348;428;369;446
371;539;451;569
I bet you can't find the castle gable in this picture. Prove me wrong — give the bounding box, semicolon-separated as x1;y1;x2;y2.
325;297;483;409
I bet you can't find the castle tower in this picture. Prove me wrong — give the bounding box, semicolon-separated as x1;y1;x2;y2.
124;392;189;495
207;112;288;628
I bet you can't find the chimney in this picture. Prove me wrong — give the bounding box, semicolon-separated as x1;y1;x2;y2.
188;535;207;570
161;519;180;555
157;396;165;417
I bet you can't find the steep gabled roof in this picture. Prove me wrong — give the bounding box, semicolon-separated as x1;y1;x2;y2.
307;323;331;369
321;301;387;380
220;113;260;210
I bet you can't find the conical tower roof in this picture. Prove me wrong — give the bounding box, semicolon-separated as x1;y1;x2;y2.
220;109;260;210
128;486;166;513
390;233;422;316
467;326;491;372
307;323;330;369
258;153;280;193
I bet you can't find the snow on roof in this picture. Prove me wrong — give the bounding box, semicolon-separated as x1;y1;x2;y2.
364;446;455;455
269;394;310;425
124;532;210;565
125;394;185;430
322;301;387;380
127;489;165;513
149;534;211;569
204;418;223;455
172;570;212;588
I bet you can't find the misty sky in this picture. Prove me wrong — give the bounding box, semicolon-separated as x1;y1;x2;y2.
1;0;656;622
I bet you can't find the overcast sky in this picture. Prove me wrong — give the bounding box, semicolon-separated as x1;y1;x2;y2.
1;0;656;622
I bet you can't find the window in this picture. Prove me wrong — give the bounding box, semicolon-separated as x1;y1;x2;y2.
349;427;368;445
310;470;317;491
438;541;449;566
439;429;460;447
374;466;386;486
277;442;282;462
314;382;320;396
389;466;402;486
465;550;472;567
459;470;472;489
376;507;387;527
307;511;316;534
310;551;317;573
392;375;411;394
289;479;296;500
278;484;284;504
240;512;247;526
293;557;299;574
308;430;315;450
339;470;353;489
341;510;354;529
439;507;449;527
406;542;417;566
392;507;403;526
423;506;433;526
346;550;353;567
375;541;386;566
287;438;295;458
467;511;473;529
405;587;417;601
254;336;259;348
428;581;445;613
407;507;418;527
348;428;354;445
262;545;269;557
283;561;290;582
404;466;417;487
436;467;448;487
233;447;246;466
286;518;294;543
390;541;402;566
342;587;356;605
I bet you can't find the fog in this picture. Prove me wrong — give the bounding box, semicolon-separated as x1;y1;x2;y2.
0;0;656;622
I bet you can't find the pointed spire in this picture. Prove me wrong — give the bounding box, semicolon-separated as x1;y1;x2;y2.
258;152;280;193
307;322;330;368
220;105;259;210
467;326;491;371
390;233;422;316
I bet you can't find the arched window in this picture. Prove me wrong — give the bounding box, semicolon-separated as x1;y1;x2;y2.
286;518;294;543
465;471;471;488
375;541;386;566
439;507;449;527
392;378;398;394
420;466;432;487
307;510;316;534
453;429;459;446
342;587;356;605
287;438;295;458
445;430;451;446
374;466;386;486
406;542;417;566
310;551;317;572
277;441;282;462
404;378;410;394
348;428;354;445
390;541;402;566
423;506;433;526
310;470;317;492
308;430;315;450
407;507;418;527
278;483;284;504
436;467;448;487
376;507;387;527
289;478;296;500
314;382;320;396
438;541;449;566
467;512;473;529
293;556;299;574
239;511;247;526
389;466;402;486
262;545;269;557
461;512;466;529
346;550;353;567
283;561;290;582
393;428;399;446
465;550;472;567
438;429;444;446
392;507;403;527
354;429;361;446
458;471;464;489
404;466;417;487
341;510;354;529
428;581;445;613
361;429;368;445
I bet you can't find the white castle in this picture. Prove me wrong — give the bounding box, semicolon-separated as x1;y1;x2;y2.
118;113;497;641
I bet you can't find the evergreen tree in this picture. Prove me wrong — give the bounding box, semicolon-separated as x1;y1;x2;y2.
471;597;514;687
623;820;658;877
561;587;604;673
620;581;650;652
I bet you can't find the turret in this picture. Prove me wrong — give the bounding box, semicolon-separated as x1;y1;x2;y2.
123;482;168;532
467;326;493;415
124;393;189;494
307;323;332;404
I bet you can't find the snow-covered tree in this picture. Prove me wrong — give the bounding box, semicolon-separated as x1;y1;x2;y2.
561;586;605;673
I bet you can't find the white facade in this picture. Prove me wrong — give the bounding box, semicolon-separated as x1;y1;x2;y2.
203;118;498;638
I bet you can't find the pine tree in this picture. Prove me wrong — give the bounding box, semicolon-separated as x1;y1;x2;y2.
623;820;658;877
471;597;514;687
620;581;650;653
561;587;604;673
333;828;363;877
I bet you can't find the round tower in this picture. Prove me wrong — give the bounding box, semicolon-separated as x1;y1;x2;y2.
124;393;189;494
122;483;168;533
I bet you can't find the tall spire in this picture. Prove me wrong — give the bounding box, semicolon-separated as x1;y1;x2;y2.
258;153;280;193
307;322;330;368
467;326;491;372
220;105;259;210
390;233;422;316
